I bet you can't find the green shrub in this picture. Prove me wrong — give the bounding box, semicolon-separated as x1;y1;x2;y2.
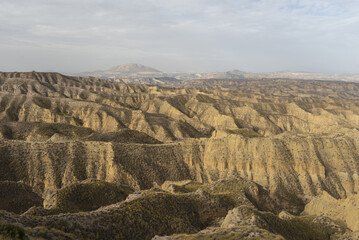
0;223;26;240
33;96;51;109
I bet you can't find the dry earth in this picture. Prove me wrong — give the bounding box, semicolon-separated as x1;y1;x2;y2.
0;72;359;239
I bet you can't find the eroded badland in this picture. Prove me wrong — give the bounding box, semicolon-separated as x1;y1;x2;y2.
1;72;359;239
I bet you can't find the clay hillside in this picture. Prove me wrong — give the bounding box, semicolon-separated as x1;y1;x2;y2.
1;72;359;239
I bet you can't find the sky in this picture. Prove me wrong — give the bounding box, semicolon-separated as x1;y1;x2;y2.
0;0;358;73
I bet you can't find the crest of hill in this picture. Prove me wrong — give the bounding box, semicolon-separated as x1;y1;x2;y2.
0;181;43;214
107;63;161;73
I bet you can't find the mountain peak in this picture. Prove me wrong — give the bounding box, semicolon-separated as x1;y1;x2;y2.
107;63;161;73
226;69;246;74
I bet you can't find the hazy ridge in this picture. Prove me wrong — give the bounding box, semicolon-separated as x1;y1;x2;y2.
77;63;359;83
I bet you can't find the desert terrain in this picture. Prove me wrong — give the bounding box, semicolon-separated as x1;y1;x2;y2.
1;71;359;239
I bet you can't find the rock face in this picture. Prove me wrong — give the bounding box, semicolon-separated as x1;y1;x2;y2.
1;72;359;238
152;227;285;240
152;181;346;239
0;72;359;210
0;140;194;195
218;205;345;240
302;191;359;231
1;131;359;213
198;130;359;212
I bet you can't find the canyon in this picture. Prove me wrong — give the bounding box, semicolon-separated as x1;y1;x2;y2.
1;71;359;239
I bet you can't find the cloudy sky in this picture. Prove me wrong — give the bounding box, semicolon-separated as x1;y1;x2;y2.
0;0;358;73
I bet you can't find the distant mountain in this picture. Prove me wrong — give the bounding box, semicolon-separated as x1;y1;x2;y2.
80;63;163;79
77;64;359;83
205;69;246;79
106;63;161;73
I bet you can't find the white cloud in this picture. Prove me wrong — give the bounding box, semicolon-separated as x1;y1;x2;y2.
0;0;358;73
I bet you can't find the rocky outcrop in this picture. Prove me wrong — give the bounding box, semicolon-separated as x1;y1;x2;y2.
153;202;346;240
2;72;359;142
0;188;237;240
217;205;345;240
302;191;359;231
152;226;285;240
0;140;195;196
2;130;359;213
197;130;359;212
0;179;347;240
1;72;359;238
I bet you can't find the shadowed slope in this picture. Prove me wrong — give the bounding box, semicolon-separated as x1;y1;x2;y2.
0;181;43;214
1;73;359;212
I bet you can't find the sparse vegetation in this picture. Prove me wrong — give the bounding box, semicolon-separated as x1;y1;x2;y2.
85;129;162;144
0;223;26;240
0;181;43;214
0;72;358;239
225;128;261;138
53;180;133;212
79;91;90;100
33;96;52;109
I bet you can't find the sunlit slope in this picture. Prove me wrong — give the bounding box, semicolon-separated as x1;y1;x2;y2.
1;72;359;212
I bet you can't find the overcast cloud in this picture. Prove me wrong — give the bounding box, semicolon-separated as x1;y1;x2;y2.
0;0;358;73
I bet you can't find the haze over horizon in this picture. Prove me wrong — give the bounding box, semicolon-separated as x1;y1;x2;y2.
1;0;358;74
